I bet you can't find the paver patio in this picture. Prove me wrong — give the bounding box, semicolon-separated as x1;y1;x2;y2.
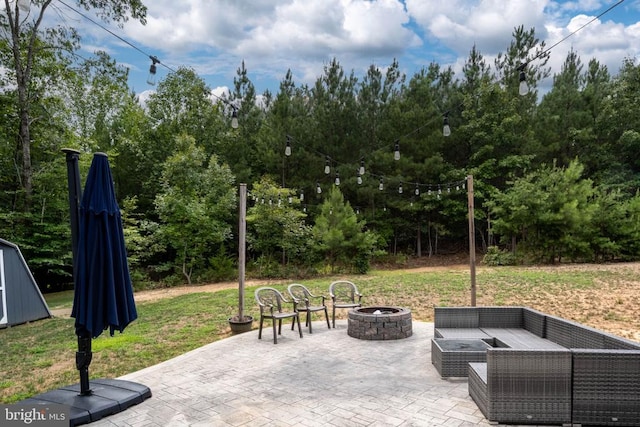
92;321;561;427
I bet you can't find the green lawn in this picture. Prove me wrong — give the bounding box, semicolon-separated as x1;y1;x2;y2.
1;264;638;403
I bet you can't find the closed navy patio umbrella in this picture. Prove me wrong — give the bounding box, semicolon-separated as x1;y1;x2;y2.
70;152;137;397
72;152;137;338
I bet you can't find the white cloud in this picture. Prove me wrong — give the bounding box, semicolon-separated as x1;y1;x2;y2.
406;0;549;55
120;0;417;87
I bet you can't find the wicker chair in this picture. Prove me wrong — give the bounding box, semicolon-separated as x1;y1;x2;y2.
255;287;302;344
328;280;362;328
287;284;330;333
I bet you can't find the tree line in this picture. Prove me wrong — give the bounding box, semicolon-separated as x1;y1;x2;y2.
2;2;640;290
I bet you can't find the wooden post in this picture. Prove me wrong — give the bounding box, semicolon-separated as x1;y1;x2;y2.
467;175;477;306
238;183;247;320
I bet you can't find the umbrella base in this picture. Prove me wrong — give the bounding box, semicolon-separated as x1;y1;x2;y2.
20;378;151;426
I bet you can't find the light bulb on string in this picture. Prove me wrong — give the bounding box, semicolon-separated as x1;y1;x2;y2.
231;109;239;129
288;196;293;204
359;159;365;175
269;198;273;206
300;190;304;201
316;182;322;194
443;112;451;137
518;64;529;96
146;56;159;86
278;196;282;207
324;156;330;174
398;182;403;194
357;172;363;185
394;141;400;161
303;205;307;213
379;178;384;191
335;172;340;186
285;136;292;156
415;185;420;196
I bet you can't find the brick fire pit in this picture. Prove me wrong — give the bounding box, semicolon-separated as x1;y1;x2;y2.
347;306;412;340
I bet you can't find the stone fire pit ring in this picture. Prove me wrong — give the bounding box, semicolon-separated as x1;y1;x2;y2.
347;306;412;340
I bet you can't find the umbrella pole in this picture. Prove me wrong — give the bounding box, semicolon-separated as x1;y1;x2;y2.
63;149;93;396
76;331;93;395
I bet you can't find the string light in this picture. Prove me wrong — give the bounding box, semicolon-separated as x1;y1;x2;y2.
394;141;400;161
285;136;292;156
146;56;160;86
231;109;239;129
324;156;330;174
359;159;365;175
443;112;451;137
357;171;363;185
415;184;420;196
379;178;384;191
316;182;322;194
335;172;340;186
300;190;304;201
518;64;529;96
398;182;403;194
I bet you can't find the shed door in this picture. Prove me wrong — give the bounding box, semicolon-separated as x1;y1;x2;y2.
0;250;6;325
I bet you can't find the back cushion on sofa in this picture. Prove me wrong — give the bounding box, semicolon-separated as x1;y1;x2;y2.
546;315;606;349
523;308;546;337
478;306;523;328
434;307;479;328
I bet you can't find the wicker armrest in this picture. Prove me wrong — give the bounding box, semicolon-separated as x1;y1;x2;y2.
482;348;572;425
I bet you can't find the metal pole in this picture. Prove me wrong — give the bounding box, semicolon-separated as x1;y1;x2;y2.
238;184;247;320
62;148;92;396
62;149;82;269
467;175;477;306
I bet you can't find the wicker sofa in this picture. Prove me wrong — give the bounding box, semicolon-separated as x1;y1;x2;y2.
433;306;640;426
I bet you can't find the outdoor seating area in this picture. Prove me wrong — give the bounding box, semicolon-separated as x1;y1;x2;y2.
433;306;640;426
255;281;362;343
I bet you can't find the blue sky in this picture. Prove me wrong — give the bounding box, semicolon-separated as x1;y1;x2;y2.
59;0;640;100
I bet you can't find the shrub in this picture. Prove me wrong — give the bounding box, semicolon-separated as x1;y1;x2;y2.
482;246;517;266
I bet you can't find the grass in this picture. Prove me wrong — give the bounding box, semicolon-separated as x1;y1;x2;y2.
1;263;639;403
